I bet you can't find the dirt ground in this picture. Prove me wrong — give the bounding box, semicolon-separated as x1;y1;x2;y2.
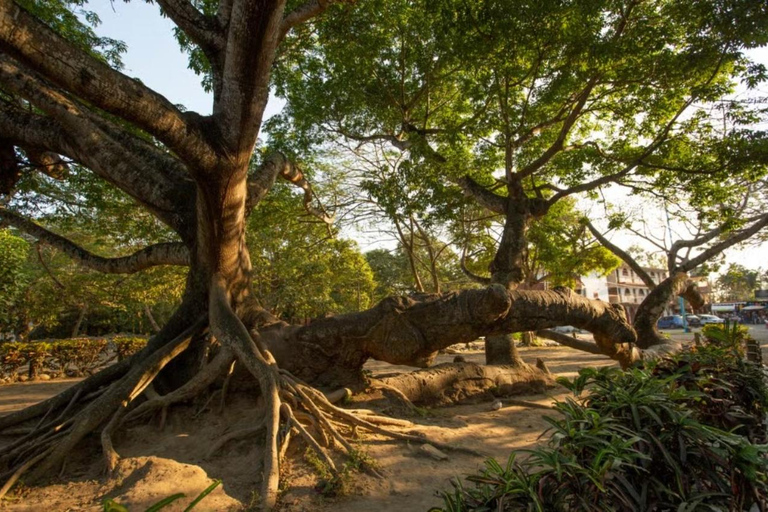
1;326;766;511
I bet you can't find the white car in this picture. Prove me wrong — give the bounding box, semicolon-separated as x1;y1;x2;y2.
698;314;725;325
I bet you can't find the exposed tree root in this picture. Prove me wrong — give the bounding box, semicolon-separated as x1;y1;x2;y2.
377;362;555;406
0;316;207;494
2;282;637;510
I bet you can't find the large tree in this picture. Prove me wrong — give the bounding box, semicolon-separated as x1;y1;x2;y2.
0;0;766;508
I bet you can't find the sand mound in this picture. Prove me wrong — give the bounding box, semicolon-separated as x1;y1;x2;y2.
105;456;243;511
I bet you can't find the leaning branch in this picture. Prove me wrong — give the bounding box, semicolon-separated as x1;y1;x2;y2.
281;0;341;40
460;248;491;285
0;209;190;274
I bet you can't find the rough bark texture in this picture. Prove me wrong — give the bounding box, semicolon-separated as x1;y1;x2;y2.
378;362;554;405
485;333;526;366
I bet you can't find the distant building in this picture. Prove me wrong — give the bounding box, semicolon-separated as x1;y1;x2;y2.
578;264;711;322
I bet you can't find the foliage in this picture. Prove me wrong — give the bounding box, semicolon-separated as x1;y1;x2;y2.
0;337;130;380
701;320;750;354
0;230;31;332
715;263;765;302
102;479;221;512
524;199;621;288
114;336;147;361
49;338;109;376
248;182;377;322
437;340;768;511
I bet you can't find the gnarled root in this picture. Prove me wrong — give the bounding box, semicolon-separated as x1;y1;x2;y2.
376;362;555;406
0;315;208;500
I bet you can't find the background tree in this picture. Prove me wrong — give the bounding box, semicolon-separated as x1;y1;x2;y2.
0;229;31;336
270;0;768;364
715;263;765;302
587;176;768;347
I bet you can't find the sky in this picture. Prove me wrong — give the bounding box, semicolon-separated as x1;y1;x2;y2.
88;1;767;275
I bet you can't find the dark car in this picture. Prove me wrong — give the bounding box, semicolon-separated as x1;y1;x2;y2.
657;315;685;329
684;315;701;327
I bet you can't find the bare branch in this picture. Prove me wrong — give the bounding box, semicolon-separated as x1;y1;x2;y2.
585;220;655;288
678;213;768;272
246;153;334;223
0;209;190;274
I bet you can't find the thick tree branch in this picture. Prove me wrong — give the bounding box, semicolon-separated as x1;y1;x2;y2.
517;77;599;178
280;0;341;40
0;2;214;168
0;64;195;237
453;175;508;215
585;220;655;288
0;209;190;274
215;0;287;159
268;285;636;385
156;0;225;58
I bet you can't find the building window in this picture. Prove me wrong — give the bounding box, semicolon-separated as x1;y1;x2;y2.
639;289;645;296
622;268;629;276
625;288;631;295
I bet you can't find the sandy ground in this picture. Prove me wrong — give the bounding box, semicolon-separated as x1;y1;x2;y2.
1;325;766;511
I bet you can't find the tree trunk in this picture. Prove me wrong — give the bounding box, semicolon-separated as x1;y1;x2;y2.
485;333;525;366
144;304;161;333
70;304;87;338
520;331;535;346
485;203;531;364
633;271;704;348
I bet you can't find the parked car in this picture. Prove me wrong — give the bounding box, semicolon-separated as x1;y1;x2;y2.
684;315;701;327
551;325;588;334
698;314;725;325
657;315;685;329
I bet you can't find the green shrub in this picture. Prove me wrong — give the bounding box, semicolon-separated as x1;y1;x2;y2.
50;338;108;376
113;336;147;361
437;340;768;511
0;343;26;381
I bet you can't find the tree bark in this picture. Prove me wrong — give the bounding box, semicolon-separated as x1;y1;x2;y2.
259;285;636;387
485;334;525;365
633;271;704;348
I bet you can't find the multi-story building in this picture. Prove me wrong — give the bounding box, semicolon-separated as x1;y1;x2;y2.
580;264;673;322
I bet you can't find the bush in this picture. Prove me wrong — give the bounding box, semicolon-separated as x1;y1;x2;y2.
50;338;108;376
436;340;768;511
113;336;147;361
0;337;112;380
0;344;26;381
